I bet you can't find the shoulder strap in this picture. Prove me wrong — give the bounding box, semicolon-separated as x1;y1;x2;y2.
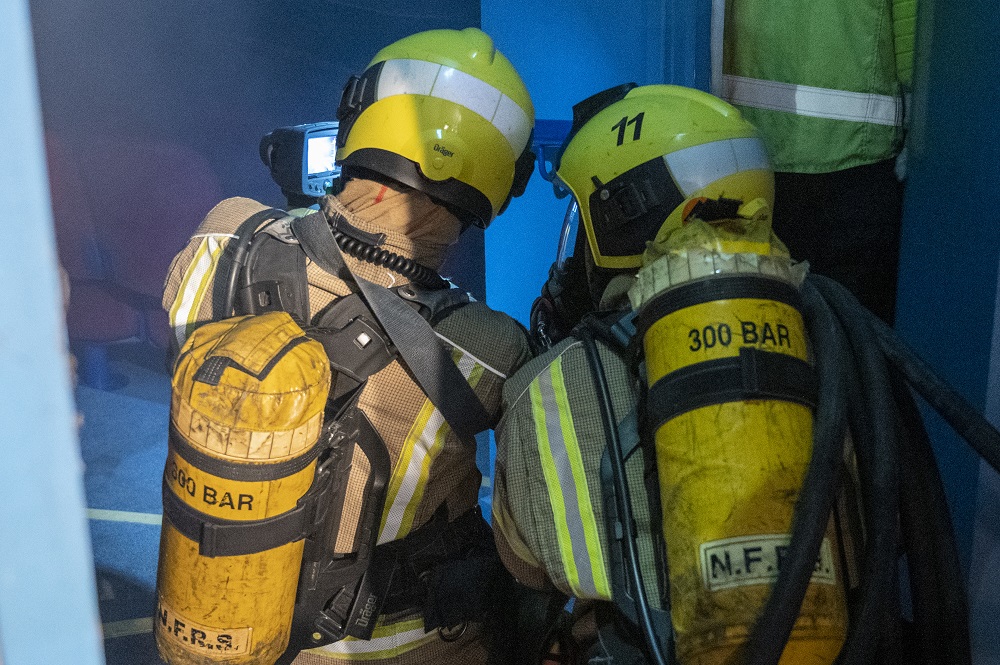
394;282;472;324
290;210;491;444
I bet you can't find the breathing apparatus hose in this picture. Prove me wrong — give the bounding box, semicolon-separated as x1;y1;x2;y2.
222;208;449;319
331;230;448;290
742;277;848;665
579;326;669;665
221;208;286;317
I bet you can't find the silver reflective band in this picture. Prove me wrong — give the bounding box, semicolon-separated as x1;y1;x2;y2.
376;58;532;155
664;137;771;198
533;354;609;599
723;75;903;127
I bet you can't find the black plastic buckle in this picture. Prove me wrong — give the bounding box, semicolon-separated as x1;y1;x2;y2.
198;520;222;558
609;181;649;221
337;76;367;122
312;596;350;643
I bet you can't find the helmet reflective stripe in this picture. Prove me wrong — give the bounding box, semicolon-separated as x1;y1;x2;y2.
724;74;903;127
664;137;771;198
530;351;612;599
376;58;532;156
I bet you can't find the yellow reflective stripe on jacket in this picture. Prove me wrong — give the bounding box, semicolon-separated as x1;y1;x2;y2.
378;348;485;544
309;618;436;660
531;352;611;599
168;234;227;349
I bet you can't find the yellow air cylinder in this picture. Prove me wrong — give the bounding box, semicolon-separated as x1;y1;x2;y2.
630;252;847;665
155;311;331;665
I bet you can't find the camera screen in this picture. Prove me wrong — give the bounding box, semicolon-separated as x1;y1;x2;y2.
307;135;338;175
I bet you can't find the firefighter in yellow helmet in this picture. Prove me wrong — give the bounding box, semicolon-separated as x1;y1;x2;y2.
493;83;851;664
161;27;535;665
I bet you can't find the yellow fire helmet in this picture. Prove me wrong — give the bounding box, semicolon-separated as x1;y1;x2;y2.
555;83;773;269
335;27;536;229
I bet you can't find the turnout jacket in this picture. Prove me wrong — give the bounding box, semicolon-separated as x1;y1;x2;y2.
491;311;664;609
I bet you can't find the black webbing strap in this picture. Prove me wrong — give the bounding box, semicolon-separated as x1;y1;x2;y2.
634;275;804;340
168;425;322;482
290;211;491;444
646;346;818;434
193;335;311;387
161;450;336;558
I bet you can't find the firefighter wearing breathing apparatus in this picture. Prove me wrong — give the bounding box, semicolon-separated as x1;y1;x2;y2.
493;83;852;664
157;27;536;665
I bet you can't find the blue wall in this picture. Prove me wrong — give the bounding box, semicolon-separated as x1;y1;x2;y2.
481;2;711;323
896;0;999;586
895;0;1000;657
483;2;670;323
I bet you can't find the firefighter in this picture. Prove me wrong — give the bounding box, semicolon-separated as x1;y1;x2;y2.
161;27;535;665
492;83;850;664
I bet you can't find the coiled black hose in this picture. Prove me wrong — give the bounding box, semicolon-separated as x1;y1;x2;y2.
893;372;972;665
742;272;988;665
333;231;448;290
743;277;848;665
869;312;1000;474
812;275;901;665
813;275;974;665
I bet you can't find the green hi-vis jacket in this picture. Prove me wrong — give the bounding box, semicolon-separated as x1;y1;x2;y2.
492;330;664;607
721;0;917;173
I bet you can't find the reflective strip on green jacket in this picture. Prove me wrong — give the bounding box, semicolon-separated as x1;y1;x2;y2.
721;0;913;173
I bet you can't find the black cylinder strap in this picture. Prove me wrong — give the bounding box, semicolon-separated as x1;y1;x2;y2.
634;274;804;340
646;346;818;433
161;451;336;558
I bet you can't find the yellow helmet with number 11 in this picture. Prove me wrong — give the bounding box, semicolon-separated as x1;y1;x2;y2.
555;83;773;269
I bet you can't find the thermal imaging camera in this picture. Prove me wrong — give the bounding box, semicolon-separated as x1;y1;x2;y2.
260;121;341;202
